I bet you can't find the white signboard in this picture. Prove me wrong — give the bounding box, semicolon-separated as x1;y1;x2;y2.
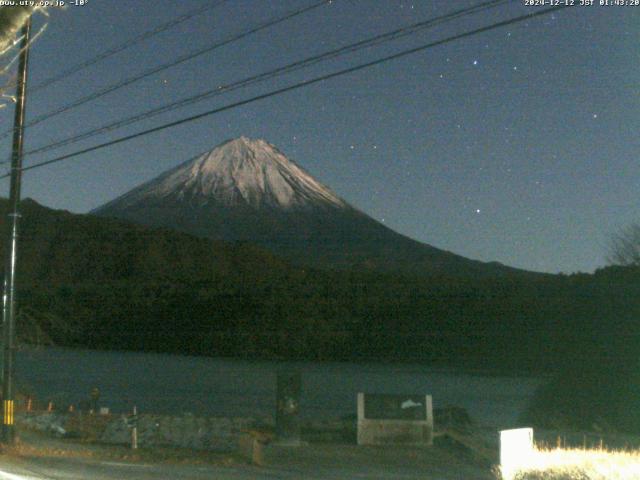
357;393;433;446
500;427;534;475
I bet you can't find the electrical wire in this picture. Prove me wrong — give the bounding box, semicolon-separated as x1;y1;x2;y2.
22;0;511;159
0;4;570;180
28;1;229;94
0;0;331;143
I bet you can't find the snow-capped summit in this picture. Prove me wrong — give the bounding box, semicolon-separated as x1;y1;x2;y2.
94;137;522;277
104;137;345;211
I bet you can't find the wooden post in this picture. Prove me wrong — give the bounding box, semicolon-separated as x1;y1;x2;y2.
131;406;138;450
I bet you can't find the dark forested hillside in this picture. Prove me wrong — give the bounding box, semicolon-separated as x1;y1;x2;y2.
2;199;638;375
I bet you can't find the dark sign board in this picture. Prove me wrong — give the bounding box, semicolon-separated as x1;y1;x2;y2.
363;394;427;421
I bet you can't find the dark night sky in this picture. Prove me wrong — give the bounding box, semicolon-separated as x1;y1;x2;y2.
0;0;637;274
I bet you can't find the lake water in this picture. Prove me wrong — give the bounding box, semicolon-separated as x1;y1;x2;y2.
14;347;544;429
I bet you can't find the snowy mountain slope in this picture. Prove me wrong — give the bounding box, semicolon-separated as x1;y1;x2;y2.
93;137;529;277
100;137;345;211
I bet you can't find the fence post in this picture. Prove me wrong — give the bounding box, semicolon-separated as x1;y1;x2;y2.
131;405;138;450
275;371;301;446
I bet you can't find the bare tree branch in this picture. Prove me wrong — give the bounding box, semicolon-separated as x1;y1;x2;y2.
608;224;640;266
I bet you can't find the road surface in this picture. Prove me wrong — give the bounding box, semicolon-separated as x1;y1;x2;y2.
0;443;494;479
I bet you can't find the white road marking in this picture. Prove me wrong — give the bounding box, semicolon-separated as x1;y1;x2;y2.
99;461;151;468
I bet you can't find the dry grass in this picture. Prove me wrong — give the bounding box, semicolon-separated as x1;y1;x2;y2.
63;412;113;442
5;429;239;467
500;446;640;480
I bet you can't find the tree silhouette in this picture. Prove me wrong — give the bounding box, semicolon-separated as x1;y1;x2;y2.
608;224;640;266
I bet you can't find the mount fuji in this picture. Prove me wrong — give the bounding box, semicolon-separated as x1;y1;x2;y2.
93;137;522;276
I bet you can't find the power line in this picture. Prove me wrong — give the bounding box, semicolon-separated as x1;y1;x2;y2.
1;4;570;180
0;0;331;143
22;0;510;159
12;3;570;176
28;1;229;94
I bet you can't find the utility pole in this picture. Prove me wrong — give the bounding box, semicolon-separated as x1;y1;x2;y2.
2;16;32;444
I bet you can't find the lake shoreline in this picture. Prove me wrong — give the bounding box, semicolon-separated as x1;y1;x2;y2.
14;346;544;430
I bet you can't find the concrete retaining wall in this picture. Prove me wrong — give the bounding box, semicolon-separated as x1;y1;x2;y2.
101;414;257;451
17;412;271;452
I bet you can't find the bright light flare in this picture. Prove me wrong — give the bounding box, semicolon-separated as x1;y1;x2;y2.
500;428;535;479
500;447;640;480
0;468;42;480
